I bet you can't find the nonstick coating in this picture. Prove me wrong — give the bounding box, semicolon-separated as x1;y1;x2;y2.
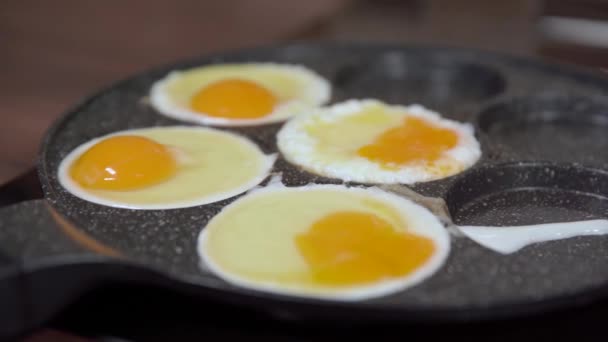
38;43;608;319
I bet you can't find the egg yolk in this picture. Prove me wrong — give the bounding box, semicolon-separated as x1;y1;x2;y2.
358;116;459;166
295;211;435;286
69;135;177;191
190;79;278;119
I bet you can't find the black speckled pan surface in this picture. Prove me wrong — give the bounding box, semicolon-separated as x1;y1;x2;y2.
19;43;608;322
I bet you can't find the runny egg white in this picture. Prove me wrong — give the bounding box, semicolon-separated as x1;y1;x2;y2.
198;183;450;300
459;220;608;254
58;126;275;209
150;63;331;126
277;99;481;184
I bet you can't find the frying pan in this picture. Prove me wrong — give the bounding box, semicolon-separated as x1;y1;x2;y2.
1;42;608;338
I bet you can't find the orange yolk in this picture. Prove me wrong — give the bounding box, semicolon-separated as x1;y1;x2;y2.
190;78;278;119
295;211;435;286
69;135;177;191
358;116;459;166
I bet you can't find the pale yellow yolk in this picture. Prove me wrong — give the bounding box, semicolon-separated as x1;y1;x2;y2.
295;211;435;286
190;78;278;119
69;135;177;191
358;116;459;166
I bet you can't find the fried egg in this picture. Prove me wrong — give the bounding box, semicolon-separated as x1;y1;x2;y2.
58;126;275;209
277;99;481;184
198;183;450;300
150;63;331;126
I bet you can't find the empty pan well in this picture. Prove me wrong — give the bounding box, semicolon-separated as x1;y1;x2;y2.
332;52;505;108
446;162;608;226
442;163;608;306
478;95;608;165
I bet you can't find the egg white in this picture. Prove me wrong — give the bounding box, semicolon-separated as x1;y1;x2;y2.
58;126;276;210
198;183;450;301
150;63;331;127
277;99;482;184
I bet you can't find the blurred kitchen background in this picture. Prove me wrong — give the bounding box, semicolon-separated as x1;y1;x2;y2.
2;0;608;184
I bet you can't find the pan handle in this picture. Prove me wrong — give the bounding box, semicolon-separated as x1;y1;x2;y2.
0;169;44;338
0;198;177;339
0;199;127;339
0;168;43;208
